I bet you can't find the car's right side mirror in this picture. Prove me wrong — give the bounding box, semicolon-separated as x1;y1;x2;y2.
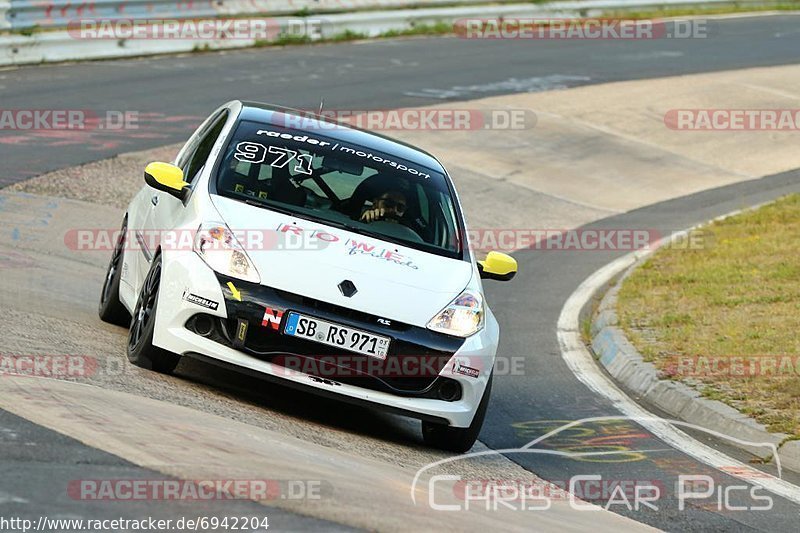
144;162;189;200
478;251;518;281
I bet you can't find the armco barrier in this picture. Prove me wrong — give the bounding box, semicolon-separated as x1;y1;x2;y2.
6;0;219;31
0;0;784;66
4;0;783;31
214;0;497;16
3;0;495;30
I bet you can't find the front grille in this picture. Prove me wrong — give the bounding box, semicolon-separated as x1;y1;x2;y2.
188;276;465;399
187;313;462;400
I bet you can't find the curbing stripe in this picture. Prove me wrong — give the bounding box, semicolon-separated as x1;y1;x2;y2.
557;209;800;506
592;258;794;461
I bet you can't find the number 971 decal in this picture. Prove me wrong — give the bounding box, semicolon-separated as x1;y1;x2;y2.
234;141;313;175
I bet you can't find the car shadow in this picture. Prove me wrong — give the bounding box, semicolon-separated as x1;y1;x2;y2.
174;355;426;448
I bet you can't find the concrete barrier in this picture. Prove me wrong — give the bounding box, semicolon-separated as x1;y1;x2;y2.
0;0;785;67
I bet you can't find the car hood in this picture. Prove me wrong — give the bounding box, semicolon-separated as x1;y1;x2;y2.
210;195;473;327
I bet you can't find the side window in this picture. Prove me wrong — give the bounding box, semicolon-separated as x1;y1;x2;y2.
181;111;228;184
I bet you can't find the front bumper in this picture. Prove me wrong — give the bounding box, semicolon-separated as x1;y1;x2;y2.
152;251;499;427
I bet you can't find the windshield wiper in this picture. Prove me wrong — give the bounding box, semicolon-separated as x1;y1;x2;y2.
322;219;410;247
242;198;296;217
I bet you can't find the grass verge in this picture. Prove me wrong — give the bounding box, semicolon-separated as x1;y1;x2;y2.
253;21;453;48
617;194;800;436
601;2;800;19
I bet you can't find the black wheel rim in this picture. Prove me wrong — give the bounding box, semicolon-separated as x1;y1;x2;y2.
100;224;126;305
129;259;160;350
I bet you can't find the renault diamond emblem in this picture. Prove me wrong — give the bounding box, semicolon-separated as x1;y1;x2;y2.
338;280;357;297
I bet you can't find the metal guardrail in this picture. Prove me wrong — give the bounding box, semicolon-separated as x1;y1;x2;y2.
0;0;786;66
2;0;498;30
6;0;218;30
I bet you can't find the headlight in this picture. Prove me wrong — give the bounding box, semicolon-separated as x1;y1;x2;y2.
427;289;484;337
193;222;260;284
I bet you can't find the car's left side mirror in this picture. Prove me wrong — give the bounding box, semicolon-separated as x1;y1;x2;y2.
144;162;190;200
478;251;518;281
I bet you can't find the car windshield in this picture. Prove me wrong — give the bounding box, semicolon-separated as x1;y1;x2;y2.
215;120;463;258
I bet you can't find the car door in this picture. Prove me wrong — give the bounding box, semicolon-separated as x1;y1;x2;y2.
137;110;229;284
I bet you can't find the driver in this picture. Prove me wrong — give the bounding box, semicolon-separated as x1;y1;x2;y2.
360;189;408;223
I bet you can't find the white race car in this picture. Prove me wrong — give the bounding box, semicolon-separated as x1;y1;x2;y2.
98;101;517;452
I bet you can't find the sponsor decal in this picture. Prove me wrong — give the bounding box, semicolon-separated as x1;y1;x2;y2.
454;359;480;378
254;128;432;179
234;319;249;348
308;375;341;387
182;290;219;311
275;223;420;270
262;308;283;330
234;140;314;175
345;238;419;269
255;130;332;147
226;282;242;301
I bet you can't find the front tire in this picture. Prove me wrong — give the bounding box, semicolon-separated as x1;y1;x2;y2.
127;254;180;374
98;217;131;326
422;375;493;453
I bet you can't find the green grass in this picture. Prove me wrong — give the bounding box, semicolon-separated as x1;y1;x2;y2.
378;21;454;38
330;29;369;42
617;194;800;436
254;21;453;48
602;2;800;19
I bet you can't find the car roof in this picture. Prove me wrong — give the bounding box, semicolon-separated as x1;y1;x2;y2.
238;101;448;174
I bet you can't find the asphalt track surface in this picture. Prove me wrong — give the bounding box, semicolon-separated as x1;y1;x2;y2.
486;168;800;531
0;410;352;531
2;15;800;185
2;14;800;532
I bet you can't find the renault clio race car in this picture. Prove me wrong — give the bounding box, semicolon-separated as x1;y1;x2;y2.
98;101;517;452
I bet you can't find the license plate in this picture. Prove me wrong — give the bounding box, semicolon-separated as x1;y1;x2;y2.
283;312;390;359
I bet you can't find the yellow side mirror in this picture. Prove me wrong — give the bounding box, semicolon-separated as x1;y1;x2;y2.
478;251;518;281
144;162;189;199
